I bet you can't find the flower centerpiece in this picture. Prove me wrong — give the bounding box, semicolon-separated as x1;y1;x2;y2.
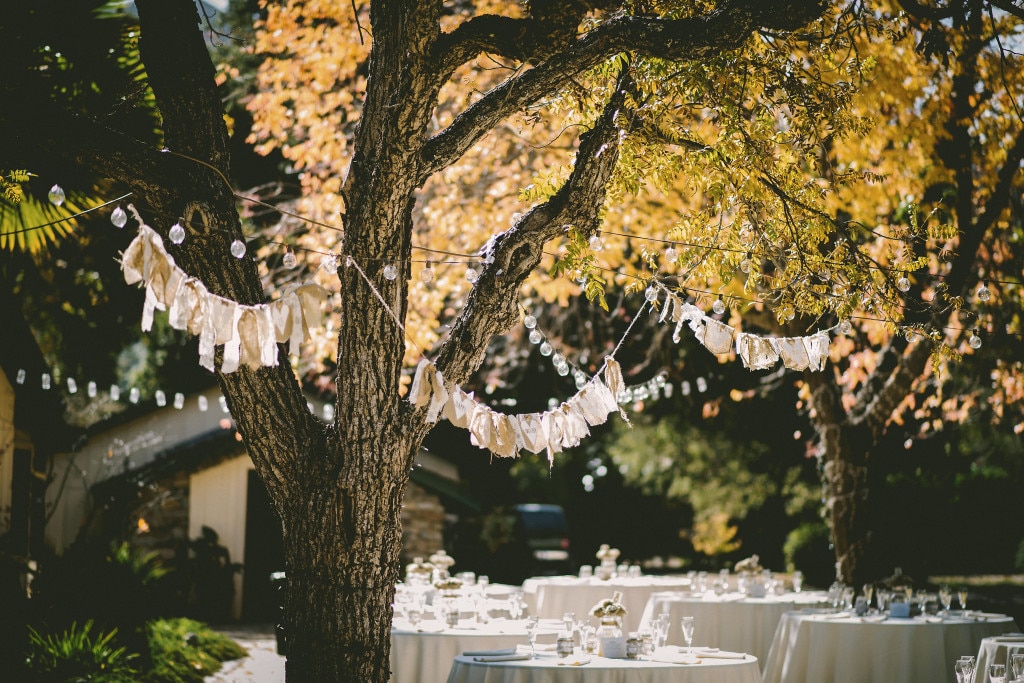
428;549;456;582
595;544;620;580
405;556;434;586
734;554;766;596
591;591;627;654
433;577;464;628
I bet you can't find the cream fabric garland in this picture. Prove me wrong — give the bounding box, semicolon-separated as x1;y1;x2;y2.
119;206;329;373
657;287;832;371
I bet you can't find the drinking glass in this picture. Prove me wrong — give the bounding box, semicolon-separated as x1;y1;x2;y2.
680;616;695;654
508;592;524;620
989;663;1006;683
525;616;539;658
562;612;576;635
656;613;670;648
958;588;969;610
791;570;803;593
938;585;953;612
862;584;875;610
477;575;489;590
958;656;976;683
1010;653;1024;681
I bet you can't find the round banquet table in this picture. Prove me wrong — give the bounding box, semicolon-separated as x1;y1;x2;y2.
391;617;558;683
446;650;762;683
639;591;830;666
761;610;1019;683
974;631;1024;683
521;575;692;629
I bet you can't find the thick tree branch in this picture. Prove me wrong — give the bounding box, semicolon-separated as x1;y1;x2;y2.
422;0;828;181
424;69;634;405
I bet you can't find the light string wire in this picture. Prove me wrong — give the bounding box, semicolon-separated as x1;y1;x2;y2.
8;157;1019;341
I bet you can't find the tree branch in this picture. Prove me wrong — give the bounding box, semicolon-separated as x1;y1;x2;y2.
422;0;828;181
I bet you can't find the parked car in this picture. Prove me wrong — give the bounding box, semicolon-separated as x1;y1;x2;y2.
514;503;572;578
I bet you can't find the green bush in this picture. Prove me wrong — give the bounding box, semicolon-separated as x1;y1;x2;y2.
25;619;139;682
141;618;247;683
784;522;835;589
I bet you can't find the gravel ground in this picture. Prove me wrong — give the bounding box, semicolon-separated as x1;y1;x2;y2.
205;624;286;683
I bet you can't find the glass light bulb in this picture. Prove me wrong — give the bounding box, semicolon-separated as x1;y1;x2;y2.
283;251;297;268
977;284;991;302
465;267;478;283
969;332;982;349
169;222;186;244
111;206;128;228
198;395;208;411
110;384;121;401
155;390;167;407
48;184;65;206
383;264;398;280
664;246;677;262
529;330;542;344
129;387;140;404
589;235;603;251
740;258;751;273
66;378;78;394
645;286;658;302
573;370;586;384
575;375;587;390
420;266;434;283
905;328;916;342
174;392;185;409
41;373;51;390
87;381;97;397
839;319;853;335
696;377;708;392
552;353;565;366
322;253;338;271
16;369;26;384
539;341;553;356
523;314;537;329
230;239;246;258
897;276;911;292
712;298;726;315
557;364;570;376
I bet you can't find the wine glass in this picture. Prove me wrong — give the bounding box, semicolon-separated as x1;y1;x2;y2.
562;612;576;635
958;656;976;683
655;613;670;648
938;585;953;613
958;588;969;610
862;584;875;611
989;663;1007;683
680;616;695;654
525;616;539;658
1010;653;1024;681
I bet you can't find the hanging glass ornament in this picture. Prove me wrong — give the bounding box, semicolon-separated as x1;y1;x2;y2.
110;385;121;401
589;234;603;251
67;378;78;394
739;257;752;274
16;369;26;384
174;393;185;409
573;370;586;385
645;286;658;302
383;264;398;281
839;319;853;335
41;373;51;390
323;404;335;422
420;264;434;283
230;239;246;258
129;387;140;404
539;341;553;356
664;246;677;263
977;282;991;302
110;205;128;228
696;377;708;392
968;330;982;349
87;381;97;398
523;314;537;329
465;266;479;283
155;390;167;407
896;275;911;292
282;251;297;269
48;184;65;206
712;297;726;315
529;329;543;344
575;375;587;390
552;353;565;367
169;221;186;244
557;364;570;376
322;252;338;271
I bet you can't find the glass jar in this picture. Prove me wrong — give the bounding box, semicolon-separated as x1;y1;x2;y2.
596;615;622;639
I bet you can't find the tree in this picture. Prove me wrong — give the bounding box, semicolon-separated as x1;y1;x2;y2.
4;1;914;680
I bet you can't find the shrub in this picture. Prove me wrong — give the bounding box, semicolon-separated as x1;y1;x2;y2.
141;618;247;683
25;619;139;682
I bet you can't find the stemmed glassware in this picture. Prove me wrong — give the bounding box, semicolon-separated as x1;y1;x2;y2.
1010;653;1024;682
508;591;525;620
989;664;1007;683
955;655;976;683
938;585;953;613
680;616;695;654
656;612;671;649
862;584;875;611
958;588;969;610
525;616;539;658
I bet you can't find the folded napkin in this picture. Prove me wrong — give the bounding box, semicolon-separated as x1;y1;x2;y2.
473;654;531;662
556;655;592;666
820;612;851;620
968;612;1005;620
463;647;517;657
698;650;748;659
649;651;700;665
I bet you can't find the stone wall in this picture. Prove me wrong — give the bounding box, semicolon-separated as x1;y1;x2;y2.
400;481;446;563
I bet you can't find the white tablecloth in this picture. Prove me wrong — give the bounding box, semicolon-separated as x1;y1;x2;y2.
521;575;692;629
975;632;1024;683
761;610;1019;683
391;618;554;683
640;591;830;665
446;650;762;683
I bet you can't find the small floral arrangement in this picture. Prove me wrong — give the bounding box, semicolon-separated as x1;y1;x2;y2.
433;578;464;594
405;556;433;578
596;544;621;563
591;590;627;617
734;554;763;573
429;549;456;570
